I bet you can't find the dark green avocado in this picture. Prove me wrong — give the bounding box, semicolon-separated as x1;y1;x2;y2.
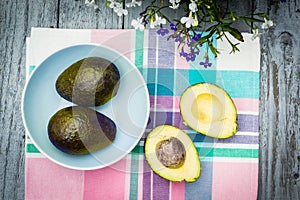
48;106;116;155
56;57;120;107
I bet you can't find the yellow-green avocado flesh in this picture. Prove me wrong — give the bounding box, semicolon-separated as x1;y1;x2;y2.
145;125;201;182
180;83;238;139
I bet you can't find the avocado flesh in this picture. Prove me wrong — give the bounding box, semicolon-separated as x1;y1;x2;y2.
145;125;201;182
48;106;116;155
180;83;238;139
56;57;120;107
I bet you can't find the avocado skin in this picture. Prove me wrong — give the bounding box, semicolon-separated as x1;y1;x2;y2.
56;57;120;107
48;106;116;155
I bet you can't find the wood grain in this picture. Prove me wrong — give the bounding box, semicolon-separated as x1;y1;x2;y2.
0;1;60;199
0;0;299;199
59;0;122;29
256;0;300;199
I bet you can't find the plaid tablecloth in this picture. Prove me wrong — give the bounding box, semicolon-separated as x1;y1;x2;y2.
25;28;260;200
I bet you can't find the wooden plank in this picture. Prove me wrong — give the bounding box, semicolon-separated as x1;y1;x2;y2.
58;0;122;29
123;1;185;29
255;0;300;199
0;1;59;200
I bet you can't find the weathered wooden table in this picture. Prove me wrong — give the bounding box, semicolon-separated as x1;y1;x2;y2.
0;0;299;199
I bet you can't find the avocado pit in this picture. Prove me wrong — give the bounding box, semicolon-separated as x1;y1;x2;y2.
156;137;186;169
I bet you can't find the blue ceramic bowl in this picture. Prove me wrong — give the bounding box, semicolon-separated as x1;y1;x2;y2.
22;44;150;170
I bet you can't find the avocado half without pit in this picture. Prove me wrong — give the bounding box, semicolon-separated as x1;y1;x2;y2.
180;83;238;139
145;125;201;182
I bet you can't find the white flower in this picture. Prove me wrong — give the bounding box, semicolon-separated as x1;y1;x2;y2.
108;0;117;8
169;0;181;9
150;14;166;28
170;0;181;4
126;0;142;8
180;12;197;28
131;17;145;31
85;0;98;9
169;3;180;9
261;18;274;29
154;14;166;25
189;1;198;12
108;1;128;16
114;6;128;16
251;29;261;40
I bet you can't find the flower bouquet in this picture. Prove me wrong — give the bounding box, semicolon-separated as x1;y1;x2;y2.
85;0;275;65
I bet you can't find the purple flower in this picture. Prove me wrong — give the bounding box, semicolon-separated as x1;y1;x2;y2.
179;49;198;62
170;23;178;31
142;18;148;25
179;50;188;58
186;53;196;62
187;40;193;47
200;57;212;68
157;28;169;36
192;33;202;41
187;39;202;48
173;33;182;42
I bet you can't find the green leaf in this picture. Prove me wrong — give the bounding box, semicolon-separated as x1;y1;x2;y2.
222;25;244;42
239;16;264;23
209;45;219;57
205;24;218;32
229;43;241;54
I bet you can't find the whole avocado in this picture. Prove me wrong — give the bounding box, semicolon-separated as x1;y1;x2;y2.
56;57;120;107
48;106;116;155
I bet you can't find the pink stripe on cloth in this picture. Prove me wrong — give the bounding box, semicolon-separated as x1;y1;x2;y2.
150;95;155;107
156;96;174;109
83;159;127;200
25;158;84;200
232;98;259;112
91;30;132;60
174;96;181;111
212;162;258;200
170;182;185;200
175;50;190;69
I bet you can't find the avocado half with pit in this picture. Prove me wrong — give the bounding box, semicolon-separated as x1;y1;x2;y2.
145;125;201;182
180;83;238;139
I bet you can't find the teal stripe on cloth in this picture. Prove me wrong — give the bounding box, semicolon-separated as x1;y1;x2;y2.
146;70;258;98
189;70;217;85
129;154;139;200
26;141;258;158
201;147;259;158
135;30;144;74
157;68;174;96
29;65;36;74
216;71;260;99
147;68;174;96
128;30;145;200
146;69;156;96
131;145;258;158
26;143;40;153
